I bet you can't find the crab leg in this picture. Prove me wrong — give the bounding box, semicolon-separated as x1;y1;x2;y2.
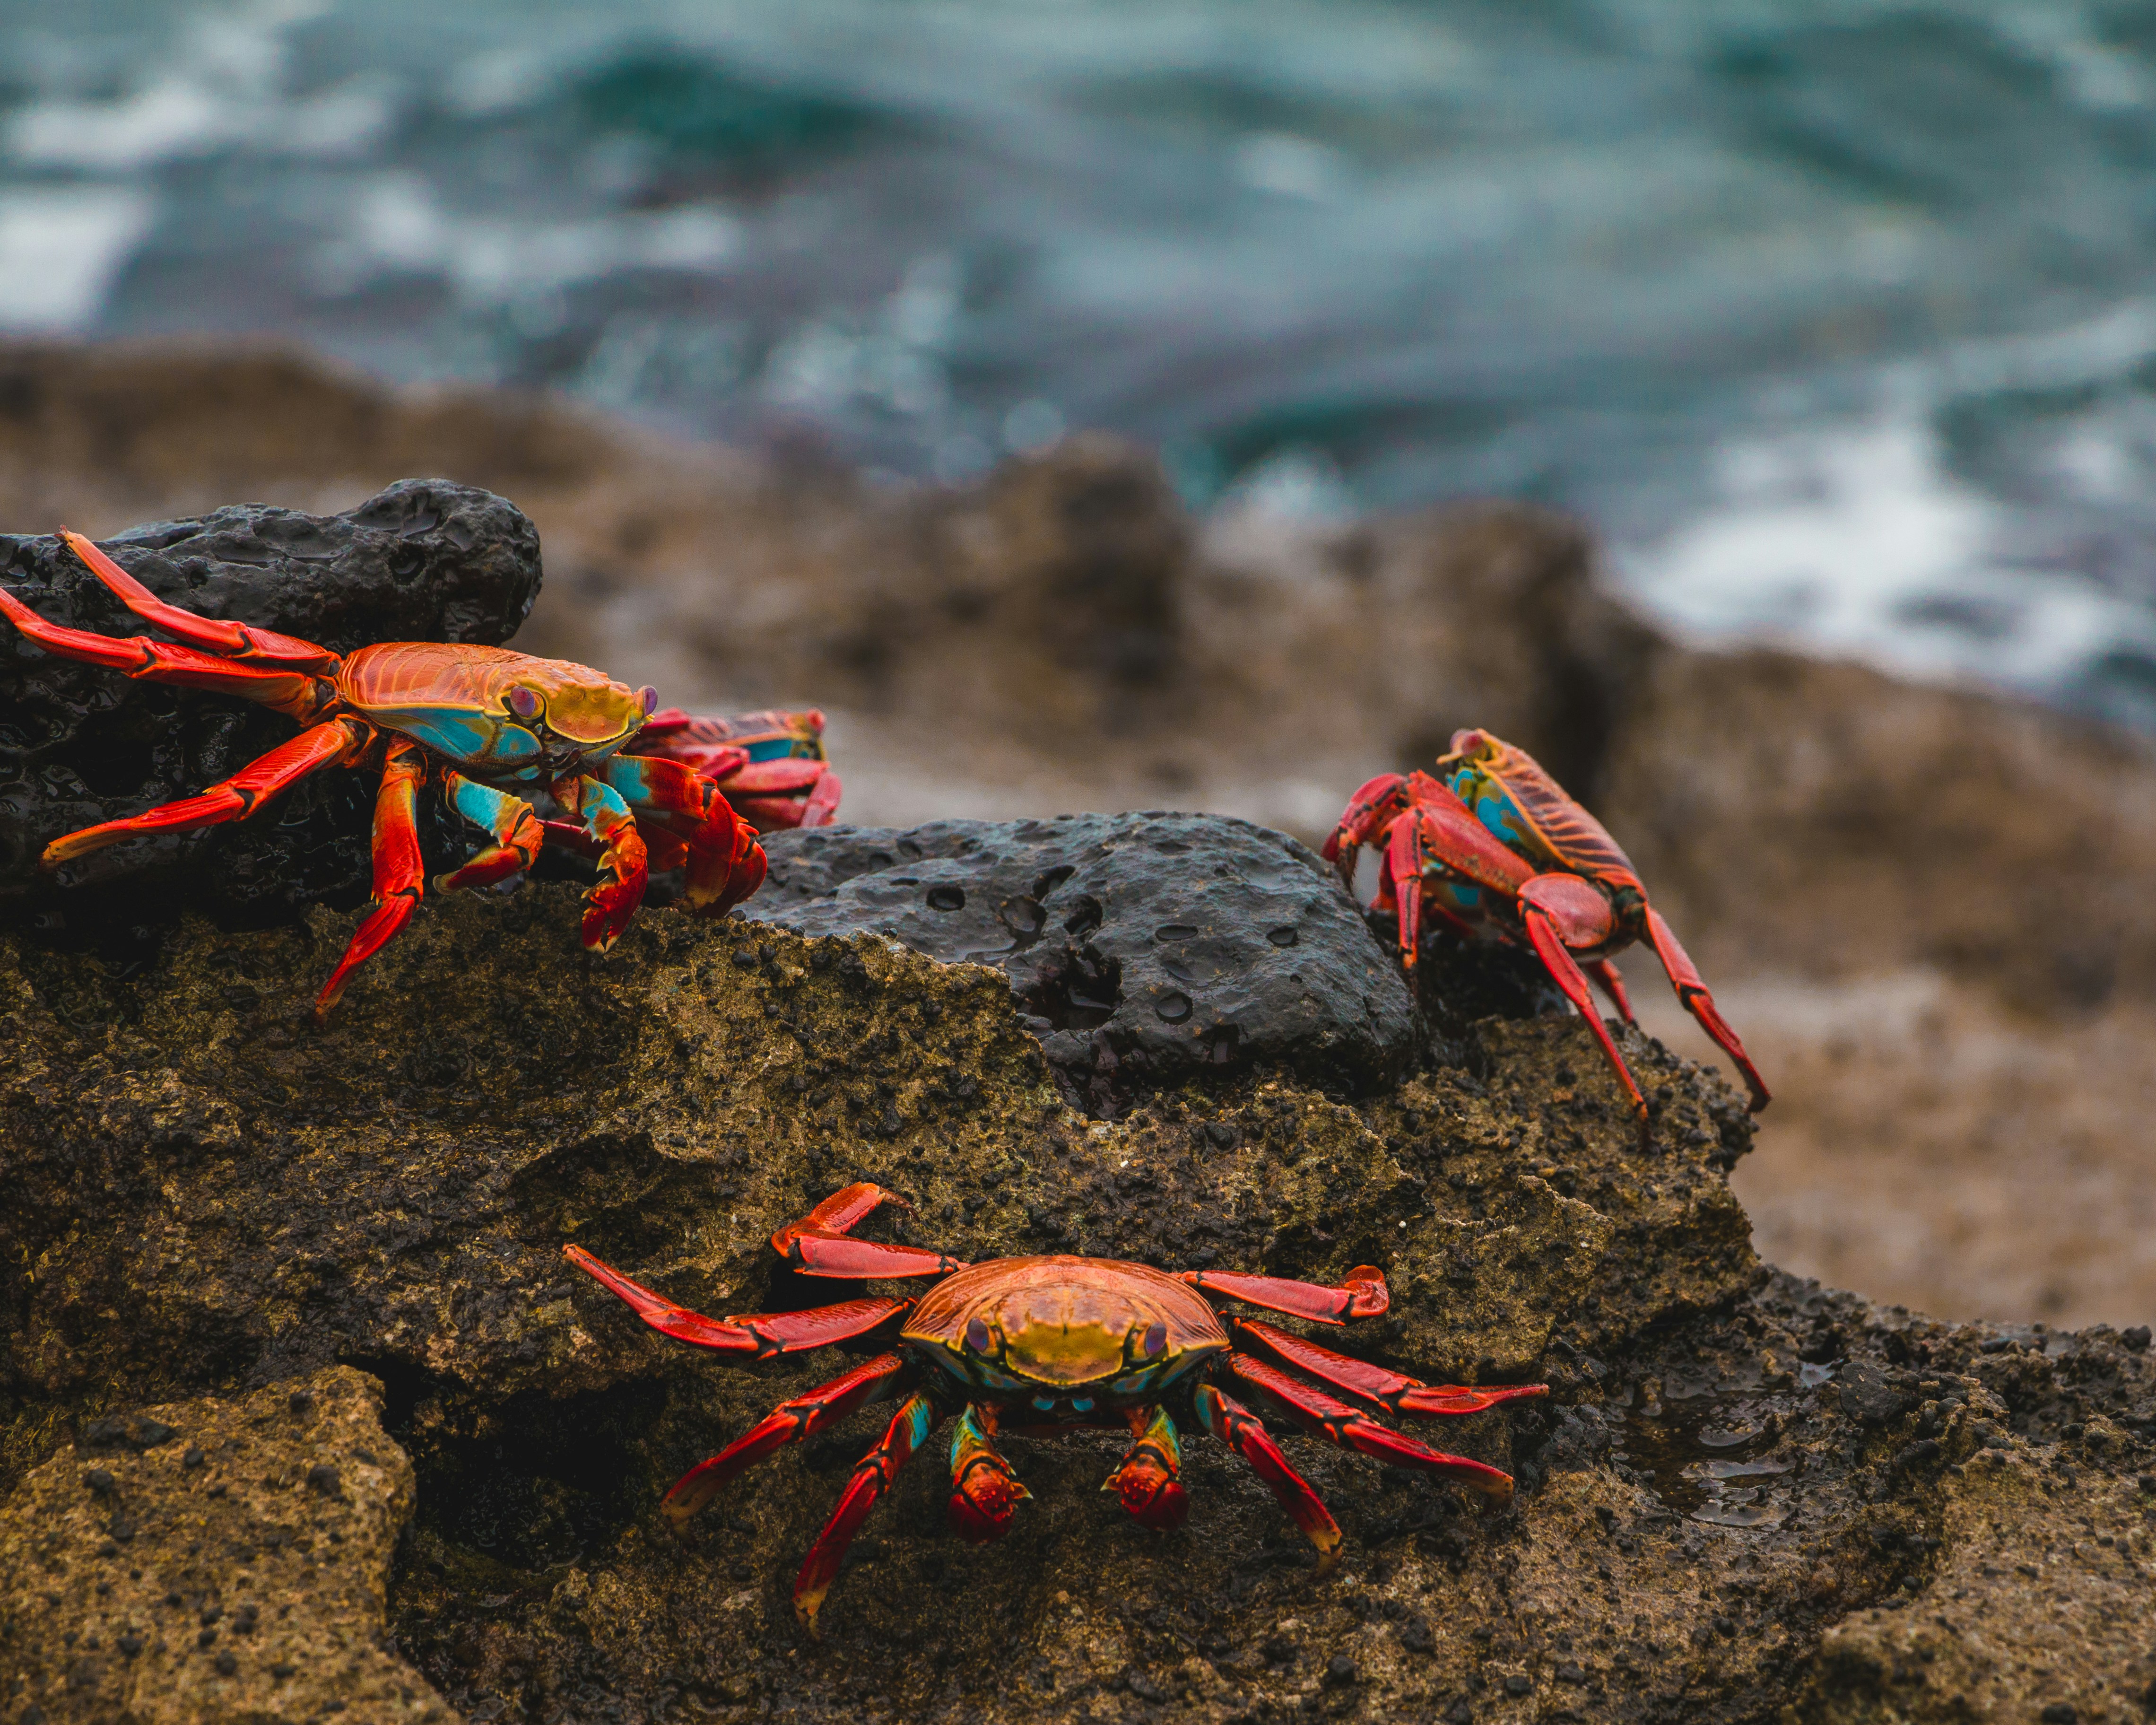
554;773;648;951
1226;1352;1519;1506
603;753;766;915
314;739;428;1018
662;1352;914;1524
1321;771;1412;890
41;713;369;868
720;759;843;831
1178;1263;1388;1324
1394;787;1536;967
1586;958;1635;1023
1230;1319;1549;1420
562;1244;910;1356
1514;879;1647;1126
1644;906;1770;1112
1104;1405;1189;1531
770;1183;968;1278
435;771;543;894
0;581;330;720
1192;1382;1341;1572
58;530;341;669
793;1391;940;1634
948;1404;1030;1543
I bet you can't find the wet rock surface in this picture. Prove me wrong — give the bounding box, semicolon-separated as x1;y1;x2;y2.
0;479;541;939
747;814;1416;1103
0;866;2147;1724
0;1366;444;1724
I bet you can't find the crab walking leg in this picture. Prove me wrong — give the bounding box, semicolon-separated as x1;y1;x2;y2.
1585;958;1636;1024
772;1181;912;1247
1644;906;1771;1112
1192;1383;1341;1573
41;714;369;868
1104;1405;1188;1531
57;530;339;669
435;771;543;894
663;1352;914;1525
1516;875;1648;1125
765;1181;972;1278
1177;1263;1389;1324
603;752;766;914
562;1244;909;1357
0;580;330;719
313;740;429;1019
793;1391;940;1634
554;773;648;951
1231;1319;1549;1420
1227;1353;1518;1506
948;1404;1030;1544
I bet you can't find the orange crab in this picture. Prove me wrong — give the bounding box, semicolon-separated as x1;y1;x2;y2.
0;530;766;1015
565;1184;1547;1632
1325;727;1768;1124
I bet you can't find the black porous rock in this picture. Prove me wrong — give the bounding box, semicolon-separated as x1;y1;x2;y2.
0;480;541;941
746;812;1416;1100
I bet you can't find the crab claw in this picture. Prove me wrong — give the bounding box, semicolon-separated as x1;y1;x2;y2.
1322;772;1411;890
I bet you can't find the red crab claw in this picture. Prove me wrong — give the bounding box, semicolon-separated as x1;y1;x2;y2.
1104;1406;1189;1532
1321;772;1412;890
948;1406;1030;1544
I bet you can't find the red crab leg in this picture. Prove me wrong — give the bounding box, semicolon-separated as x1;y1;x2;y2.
602;754;766;916
314;739;428;1018
1586;958;1635;1024
661;1351;915;1524
58;530;341;669
1226;1353;1517;1506
793;1391;940;1634
1644;906;1770;1112
0;581;330;720
948;1403;1030;1544
1192;1382;1342;1572
1104;1405;1188;1532
556;773;648;951
1321;771;1411;890
1229;1319;1550;1420
1178;1263;1388;1324
562;1243;910;1356
772;1182;911;1247
41;713;368;868
1517;874;1647;1127
436;771;543;893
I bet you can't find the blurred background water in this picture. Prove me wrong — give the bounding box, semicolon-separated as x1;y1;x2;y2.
6;0;2156;723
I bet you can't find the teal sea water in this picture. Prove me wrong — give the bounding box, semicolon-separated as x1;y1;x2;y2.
6;0;2156;720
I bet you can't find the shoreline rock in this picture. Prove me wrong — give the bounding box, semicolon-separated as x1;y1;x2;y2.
0;873;2147;1723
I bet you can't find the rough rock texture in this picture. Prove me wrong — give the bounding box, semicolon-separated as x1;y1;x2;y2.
1;864;2148;1724
0;479;541;936
0;1367;445;1724
747;814;1417;1103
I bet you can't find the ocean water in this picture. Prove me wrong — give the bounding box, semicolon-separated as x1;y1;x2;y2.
6;0;2156;722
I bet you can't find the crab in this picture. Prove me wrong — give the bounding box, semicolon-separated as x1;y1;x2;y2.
0;529;767;1016
564;1183;1548;1633
624;706;842;833
1323;727;1768;1125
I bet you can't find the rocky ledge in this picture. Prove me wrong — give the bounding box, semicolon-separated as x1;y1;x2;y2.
1;817;2150;1725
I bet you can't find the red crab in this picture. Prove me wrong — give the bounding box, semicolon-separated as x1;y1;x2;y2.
625;706;842;832
0;530;767;1016
1324;728;1768;1125
565;1183;1548;1632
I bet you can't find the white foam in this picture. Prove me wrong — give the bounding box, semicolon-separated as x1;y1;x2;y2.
1618;408;2156;693
0;187;156;334
314;173;741;304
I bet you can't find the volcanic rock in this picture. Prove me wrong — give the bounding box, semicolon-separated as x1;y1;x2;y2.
0;479;540;938
0;860;2146;1724
746;812;1417;1102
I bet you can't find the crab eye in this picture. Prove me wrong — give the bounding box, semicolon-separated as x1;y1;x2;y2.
1142;1321;1167;1359
637;685;659;717
507;687;541;720
965;1316;993;1354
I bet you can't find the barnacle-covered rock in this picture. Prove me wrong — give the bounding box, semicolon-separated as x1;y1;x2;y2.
0;480;540;936
0;866;2147;1724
